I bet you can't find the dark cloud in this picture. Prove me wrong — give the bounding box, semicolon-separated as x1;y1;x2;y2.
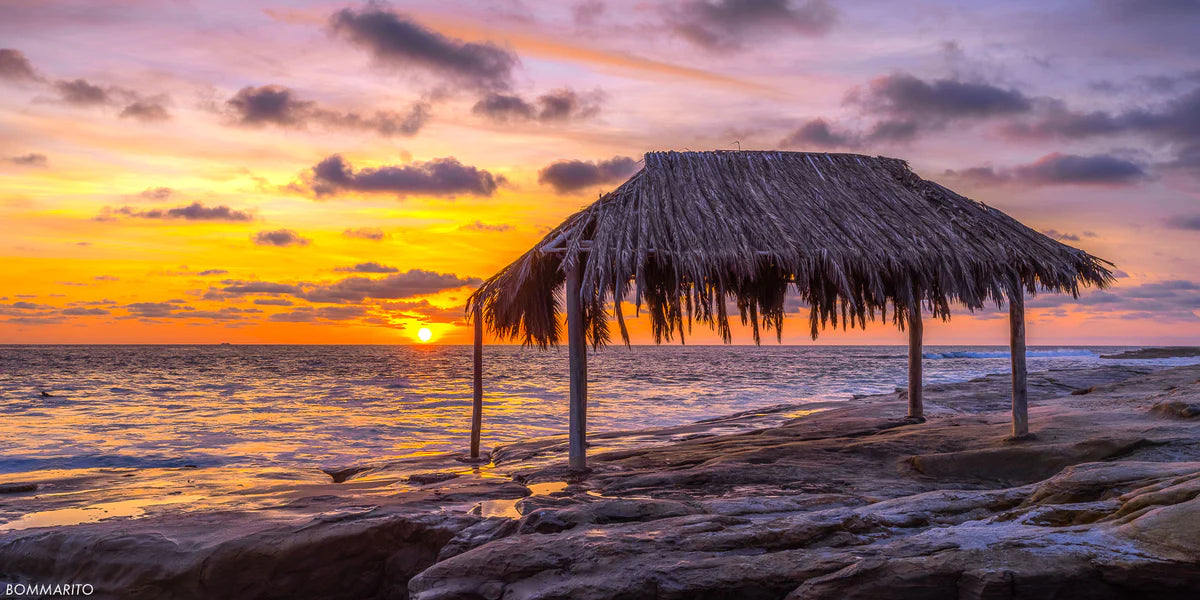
61;307;110;316
224;281;304;295
301;269;481;303
120;100;170;122
0;48;39;81
473;88;600;124
1024;279;1200;323
459;220;513;232
335;261;400;273
866;119;920;142
267;305;369;322
197;269;228;276
670;0;836;50
1166;214;1200;230
1002;88;1200;145
343;227;388;241
330;6;518;91
227;85;309;126
537;156;639;193
779;118;857;149
1040;229;1081;242
253;229;310;247
94;275;119;281
304;154;504;198
945;153;1146;187
225;85;427;137
1014;153;1146;185
253;298;294;306
100;202;254;222
124;302;177;318
5;153;47;167
380;298;467;323
53;78;110;105
854;73;1032;121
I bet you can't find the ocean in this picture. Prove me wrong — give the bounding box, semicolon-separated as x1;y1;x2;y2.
1;345;1196;476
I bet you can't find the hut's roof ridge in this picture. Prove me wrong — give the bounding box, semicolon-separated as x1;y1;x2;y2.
469;150;1113;347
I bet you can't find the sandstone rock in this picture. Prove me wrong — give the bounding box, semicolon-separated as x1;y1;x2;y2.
1150;401;1200;419
408;472;461;485
905;438;1154;485
321;466;370;483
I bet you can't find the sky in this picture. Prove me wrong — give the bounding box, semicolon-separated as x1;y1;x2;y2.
0;0;1198;346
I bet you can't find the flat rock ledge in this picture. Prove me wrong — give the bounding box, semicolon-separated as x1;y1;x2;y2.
2;364;1199;599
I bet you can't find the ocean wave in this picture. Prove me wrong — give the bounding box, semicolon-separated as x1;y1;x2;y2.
923;349;1096;360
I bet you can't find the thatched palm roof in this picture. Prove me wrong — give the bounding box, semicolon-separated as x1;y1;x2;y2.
468;151;1113;347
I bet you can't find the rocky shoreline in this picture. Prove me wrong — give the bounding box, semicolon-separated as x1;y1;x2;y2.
2;363;1199;599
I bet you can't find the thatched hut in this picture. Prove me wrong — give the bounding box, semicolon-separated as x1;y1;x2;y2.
465;151;1114;468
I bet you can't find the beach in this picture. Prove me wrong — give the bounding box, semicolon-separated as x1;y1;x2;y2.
2;349;1199;598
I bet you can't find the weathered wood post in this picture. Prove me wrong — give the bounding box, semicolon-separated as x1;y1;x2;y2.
565;257;588;470
470;304;483;459
1009;278;1029;438
907;304;924;420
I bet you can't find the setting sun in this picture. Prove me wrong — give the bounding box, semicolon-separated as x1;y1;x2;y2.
417;327;433;343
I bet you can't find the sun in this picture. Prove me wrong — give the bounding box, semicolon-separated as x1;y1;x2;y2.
417;326;433;343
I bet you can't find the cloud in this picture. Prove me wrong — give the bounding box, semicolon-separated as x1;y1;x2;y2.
302;154;504;198
380;298;468;323
1040;229;1081;242
537;156;639;193
779;118;857;149
1014;153;1146;185
335;261;400;273
0;48;39;81
301;269;481;303
99;202;254;222
459;220;513;232
215;269;479;305
53;78;110;105
853;73;1032;121
472;89;601;123
1166;214;1200;230
253;229;310;247
227;85;308;126
138;187;173;201
197;269;228;276
61;307;110;316
223;281;304;295
124;302;178;318
330;6;518;91
4;153;47;167
225;84;428;137
945;153;1146;187
669;0;836;50
1002;87;1200;145
120;100;170;121
1025;279;1200;323
253;298;294;306
343;227;388;240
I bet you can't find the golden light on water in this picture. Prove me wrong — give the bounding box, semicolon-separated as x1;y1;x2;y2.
417;327;433;343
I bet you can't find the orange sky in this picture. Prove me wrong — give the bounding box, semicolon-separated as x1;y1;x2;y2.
1;0;1198;345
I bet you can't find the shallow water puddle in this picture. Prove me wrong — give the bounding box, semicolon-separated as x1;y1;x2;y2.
475;481;568;519
0;495;204;532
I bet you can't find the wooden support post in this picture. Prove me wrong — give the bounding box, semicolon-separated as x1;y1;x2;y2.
566;258;588;470
470;305;483;459
1009;282;1029;438
907;305;924;420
